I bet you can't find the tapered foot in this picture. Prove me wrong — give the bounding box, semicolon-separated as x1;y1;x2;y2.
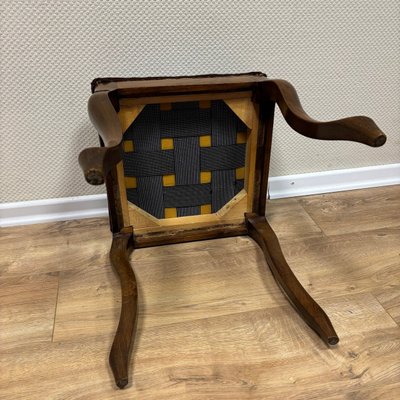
109;232;138;389
245;213;339;346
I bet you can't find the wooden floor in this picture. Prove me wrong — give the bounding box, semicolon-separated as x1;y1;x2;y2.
1;186;400;399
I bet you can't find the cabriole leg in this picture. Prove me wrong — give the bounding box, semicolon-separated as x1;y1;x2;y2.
109;232;138;389
245;213;339;346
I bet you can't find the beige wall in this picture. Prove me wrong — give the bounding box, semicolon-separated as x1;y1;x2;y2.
1;0;399;203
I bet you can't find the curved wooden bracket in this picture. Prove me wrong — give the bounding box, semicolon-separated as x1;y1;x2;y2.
260;80;386;147
245;213;339;346
109;231;138;389
78;144;122;185
88;91;123;147
79;91;123;186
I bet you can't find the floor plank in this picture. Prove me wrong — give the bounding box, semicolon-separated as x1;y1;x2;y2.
1;185;399;399
299;185;400;235
0;272;59;350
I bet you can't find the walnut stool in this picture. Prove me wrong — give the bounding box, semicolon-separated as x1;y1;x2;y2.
79;73;386;388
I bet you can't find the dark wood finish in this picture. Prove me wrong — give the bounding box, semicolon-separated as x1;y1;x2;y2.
80;91;127;232
109;231;138;389
88;91;123;147
79;73;388;389
260;80;386;147
252;100;275;215
245;213;339;346
78;145;122;186
105;165;125;234
79;92;124;186
133;223;248;248
92;72;268;96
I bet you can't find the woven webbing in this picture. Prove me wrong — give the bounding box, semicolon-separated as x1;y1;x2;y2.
123;100;247;219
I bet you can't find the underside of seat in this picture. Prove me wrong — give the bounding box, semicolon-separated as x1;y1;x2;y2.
122;100;247;219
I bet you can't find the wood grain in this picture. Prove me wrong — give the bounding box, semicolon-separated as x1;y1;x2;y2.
374;285;400;325
224;97;254;129
127;189;249;235
260;79;387;147
118;90;252;107
0;273;59;350
92;72;268;95
0;186;399;399
108;232;138;389
299;185;400;235
246;213;339;346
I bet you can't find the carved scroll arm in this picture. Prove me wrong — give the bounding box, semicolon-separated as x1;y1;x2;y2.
260;79;387;147
78;91;123;185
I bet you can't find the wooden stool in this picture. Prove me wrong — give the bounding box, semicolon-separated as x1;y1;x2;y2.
79;73;386;389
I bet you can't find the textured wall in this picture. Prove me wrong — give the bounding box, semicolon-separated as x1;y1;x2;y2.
1;0;399;202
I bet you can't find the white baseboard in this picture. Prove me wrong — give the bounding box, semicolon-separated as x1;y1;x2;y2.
268;163;400;199
1;164;399;227
0;194;108;227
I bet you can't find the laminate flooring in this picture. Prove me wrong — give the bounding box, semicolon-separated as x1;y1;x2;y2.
1;186;399;399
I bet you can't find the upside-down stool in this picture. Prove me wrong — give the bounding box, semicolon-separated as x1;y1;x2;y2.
78;73;386;389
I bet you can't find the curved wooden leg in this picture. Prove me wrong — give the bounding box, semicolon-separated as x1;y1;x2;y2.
245;213;339;346
109;231;138;389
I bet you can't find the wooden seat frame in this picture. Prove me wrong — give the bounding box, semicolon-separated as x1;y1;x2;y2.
79;73;386;389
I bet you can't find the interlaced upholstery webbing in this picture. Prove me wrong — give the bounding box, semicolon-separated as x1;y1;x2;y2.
123;100;247;219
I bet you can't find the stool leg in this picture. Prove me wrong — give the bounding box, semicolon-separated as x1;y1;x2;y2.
109;232;138;389
245;213;339;346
